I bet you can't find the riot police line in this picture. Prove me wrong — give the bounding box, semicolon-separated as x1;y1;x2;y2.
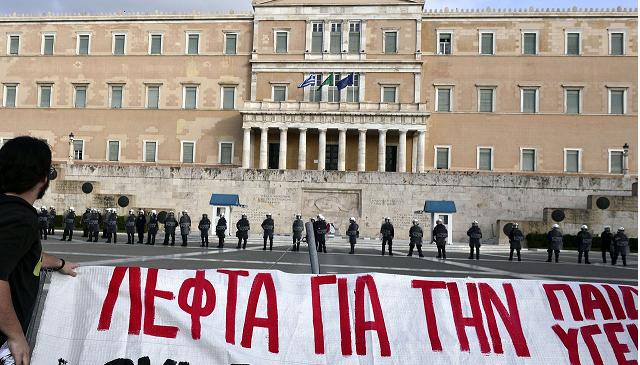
38;206;631;266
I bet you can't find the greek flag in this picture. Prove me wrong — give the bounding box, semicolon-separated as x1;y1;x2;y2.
297;75;317;88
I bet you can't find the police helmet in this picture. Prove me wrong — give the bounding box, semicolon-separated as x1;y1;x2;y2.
513;222;519;227
412;219;419;225
436;219;442;224
50;206;55;209
129;209;134;214
581;225;588;230
619;227;625;231
318;214;325;220
151;210;157;214
242;214;247;218
267;213;272;217
69;207;75;211
472;220;479;225
349;217;355;222
41;206;47;210
604;226;611;230
552;224;560;229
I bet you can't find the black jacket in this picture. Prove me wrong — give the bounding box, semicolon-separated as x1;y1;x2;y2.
409;225;423;244
136;214;146;230
467;226;482;246
433;224;448;246
380;222;394;239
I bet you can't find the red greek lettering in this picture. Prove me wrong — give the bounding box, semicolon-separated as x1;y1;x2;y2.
543;284;583;321
241;273;279;353
580;284;612;320
217;269;249;345
354;275;391;357
604;322;635;365
411;280;446;352
603;284;627;320
178;270;216;340
338;278;353;356
310;275;337;354
144;268;178;338
552;325;580;365
620;286;638;320
448;282;490;353
580;325;603;365
97;266;142;335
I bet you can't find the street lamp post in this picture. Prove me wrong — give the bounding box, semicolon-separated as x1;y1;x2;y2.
68;132;75;165
623;142;629;175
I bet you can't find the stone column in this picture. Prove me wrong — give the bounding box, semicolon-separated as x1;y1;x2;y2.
259;127;268;169
398;129;407;173
279;128;288;170
298;128;307;170
242;127;251;169
411;132;418;173
417;130;425;173
338;128;347;171
357;129;367;172
378;129;387;172
318;128;327;170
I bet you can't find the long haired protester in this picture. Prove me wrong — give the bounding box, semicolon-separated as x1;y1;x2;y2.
0;137;78;365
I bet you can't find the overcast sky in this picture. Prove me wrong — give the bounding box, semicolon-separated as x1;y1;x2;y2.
0;0;635;15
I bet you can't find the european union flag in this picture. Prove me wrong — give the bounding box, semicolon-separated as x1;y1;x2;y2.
336;73;354;91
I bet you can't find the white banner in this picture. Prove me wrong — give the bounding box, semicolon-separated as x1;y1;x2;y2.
31;266;637;365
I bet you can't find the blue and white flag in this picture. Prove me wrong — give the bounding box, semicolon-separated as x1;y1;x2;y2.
297;75;317;88
336;73;354;91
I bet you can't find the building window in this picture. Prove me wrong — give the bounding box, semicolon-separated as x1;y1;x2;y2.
219;142;234;164
564;149;581;173
7;35;19;55
225;33;237;55
107;140;120;162
308;73;323;102
112;33;126;55
327;73;341;103
437;31;452;55
186;32;200;55
74;85;87;108
521;148;536;171
146;85;160;109
325;144;339;171
609;88;626;114
479;31;494;55
3;84;17;108
144;141;157;163
42;34;55;55
478;88;494;112
183;86;198;109
73;140;84;160
222;86;235;110
149;33;163;55
275;30;288;54
39;84;52;108
609;150;624;174
181;141;195;163
346;73;360;103
384;30;398;54
273;85;287;102
311;23;324;53
521;88;538;113
110;85;123;109
77;34;90;55
348;22;361;54
566;32;580;55
382;86;397;103
330;23;342;54
565;88;581;114
435;146;450;169
477;147;493;171
609;32;625;55
522;32;538;55
435;87;451;112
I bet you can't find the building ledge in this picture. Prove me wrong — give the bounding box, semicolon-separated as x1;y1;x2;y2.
241;101;428;114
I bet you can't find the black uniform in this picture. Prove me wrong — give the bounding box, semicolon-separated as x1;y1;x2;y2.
179;215;191;247
314;219;327;253
88;212;100;242
136;213;146;243
600;229;614;263
81;209;90;237
47;208;56;235
106;212;118;243
199;217;211;247
236;217;250;249
146;214;159;245
508;227;524;261
576;230;593;264
163;215;178;245
292;218;304;251
467;225;482;260
261;217;275;250
380;222;395;256
101;209;109;238
347;221;359;254
216;217;227;247
408;224;424;257
433;224;448;259
38;209;49;240
125;214;136;244
61;211;75;241
546;228;563;262
612;231;629;266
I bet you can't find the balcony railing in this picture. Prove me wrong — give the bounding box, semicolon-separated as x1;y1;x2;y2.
242;101;428;113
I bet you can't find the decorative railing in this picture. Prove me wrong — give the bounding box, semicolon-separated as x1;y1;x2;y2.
241;101;428;113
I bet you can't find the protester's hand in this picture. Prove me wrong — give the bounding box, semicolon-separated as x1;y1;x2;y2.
60;261;79;277
8;334;30;365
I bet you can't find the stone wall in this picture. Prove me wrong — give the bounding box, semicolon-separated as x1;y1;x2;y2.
39;163;637;243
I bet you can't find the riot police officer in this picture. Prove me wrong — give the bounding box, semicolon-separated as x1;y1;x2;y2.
48;206;56;235
146;210;159;245
546;224;563;263
408;219;424;257
81;208;90;237
101;208;109;239
179;210;191;247
576;225;593;264
292;214;304;251
314;214;328;253
380;217;394;256
38;206;49;240
236;214;250;249
508;223;524;261
88;209;100;243
261;213;275;251
612;227;629;266
346;217;359;254
433;219;448;259
125;210;136;244
106;208;118;243
600;226;614;263
163;211;178;246
61;207;75;241
467;221;482;260
136;209;146;244
216;214;227;248
199;214;211;247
